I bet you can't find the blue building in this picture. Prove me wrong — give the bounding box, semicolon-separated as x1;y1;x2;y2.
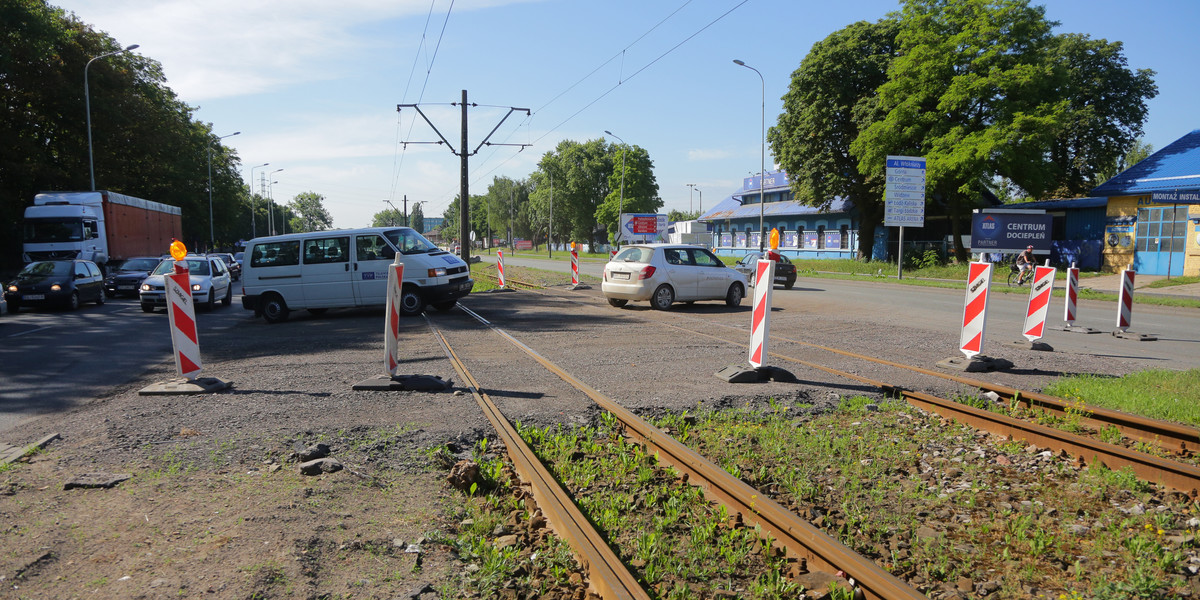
699;171;862;259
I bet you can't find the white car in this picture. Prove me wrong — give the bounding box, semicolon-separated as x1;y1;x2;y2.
139;255;234;312
601;244;747;310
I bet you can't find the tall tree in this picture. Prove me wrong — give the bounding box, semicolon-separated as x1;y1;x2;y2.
853;0;1065;262
287;192;333;233
410;202;425;233
595;142;661;243
371;207;404;227
529;139;615;250
769;18;900;260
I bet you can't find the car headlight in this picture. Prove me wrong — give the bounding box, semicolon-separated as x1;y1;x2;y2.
192;283;202;291
427;267;447;277
50;284;61;292
141;283;151;291
7;285;17;293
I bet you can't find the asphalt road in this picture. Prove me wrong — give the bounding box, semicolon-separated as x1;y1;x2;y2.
0;293;247;434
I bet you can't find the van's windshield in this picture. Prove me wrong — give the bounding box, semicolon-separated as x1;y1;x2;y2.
384;229;439;255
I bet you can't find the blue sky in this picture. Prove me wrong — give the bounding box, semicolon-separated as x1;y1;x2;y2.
53;0;1199;230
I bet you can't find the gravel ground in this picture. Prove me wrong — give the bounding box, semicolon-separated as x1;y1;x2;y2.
0;276;1192;599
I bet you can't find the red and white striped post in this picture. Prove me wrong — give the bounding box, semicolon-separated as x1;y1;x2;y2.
165;251;202;380
959;262;993;359
1116;269;1136;332
1022;263;1057;341
496;249;506;289
1063;262;1079;326
383;259;406;376
570;246;580;286
748;258;776;368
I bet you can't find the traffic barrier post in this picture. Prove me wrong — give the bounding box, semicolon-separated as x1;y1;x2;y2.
166;259;202;379
1112;269;1157;340
959;262;993;359
1052;262;1098;334
1019;263;1056;345
497;249;506;289
384;260;405;376
748;259;776;369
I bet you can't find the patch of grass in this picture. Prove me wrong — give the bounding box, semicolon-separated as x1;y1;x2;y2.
1043;369;1200;426
1145;275;1200;289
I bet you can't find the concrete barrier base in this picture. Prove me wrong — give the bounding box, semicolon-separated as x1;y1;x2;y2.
715;364;796;383
352;374;453;391
1050;324;1100;334
1007;340;1054;352
1112;330;1158;341
936;355;1013;373
139;377;231;396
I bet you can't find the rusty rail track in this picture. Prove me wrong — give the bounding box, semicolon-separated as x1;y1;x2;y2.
451;304;927;600
462;280;1200;495
426;317;650;600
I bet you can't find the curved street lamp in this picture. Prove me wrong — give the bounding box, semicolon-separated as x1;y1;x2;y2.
208;131;241;248
604;130;626;248
733;59;766;251
86;44;139;191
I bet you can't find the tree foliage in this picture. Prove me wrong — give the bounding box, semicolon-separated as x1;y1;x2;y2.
769;18;900;259
287;192;333;233
0;0;251;267
595;142;661;243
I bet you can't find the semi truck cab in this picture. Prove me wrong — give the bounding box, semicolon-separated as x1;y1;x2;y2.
22;203;107;264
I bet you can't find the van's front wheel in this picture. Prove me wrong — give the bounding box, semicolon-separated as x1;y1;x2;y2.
399;285;425;316
261;294;289;324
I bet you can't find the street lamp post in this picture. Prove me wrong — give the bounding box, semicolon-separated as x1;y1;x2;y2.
208;131;241;248
687;183;696;214
696;188;702;214
733;59;766;251
268;169;283;235
248;163;268;238
85;44;139;191
604;130;626;249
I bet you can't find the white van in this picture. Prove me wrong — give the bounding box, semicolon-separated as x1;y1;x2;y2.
241;227;473;323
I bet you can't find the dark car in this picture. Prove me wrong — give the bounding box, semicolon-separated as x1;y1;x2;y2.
209;253;241;281
733;251;797;290
4;260;106;312
103;256;162;297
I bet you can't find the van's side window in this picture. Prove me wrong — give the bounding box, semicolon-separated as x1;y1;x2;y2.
303;237;350;264
250;241;301;267
356;235;395;261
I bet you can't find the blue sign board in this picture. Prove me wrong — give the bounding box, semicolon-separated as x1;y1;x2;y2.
743;171;789;192
970;213;1053;253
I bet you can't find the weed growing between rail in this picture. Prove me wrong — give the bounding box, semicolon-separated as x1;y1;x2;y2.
516;416;805;599
1043;369;1200;427
652;397;1200;599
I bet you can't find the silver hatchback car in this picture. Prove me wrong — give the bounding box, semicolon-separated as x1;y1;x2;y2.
139;255;233;312
601;244;747;310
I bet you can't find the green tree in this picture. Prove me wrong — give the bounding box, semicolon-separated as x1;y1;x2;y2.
287;192;333;233
483;176;531;247
769;18;900;260
529;139;616;250
854;0;1066;262
372;207;404;227
667;209;700;222
410;202;425;233
595;141;661;244
1041;34;1157;197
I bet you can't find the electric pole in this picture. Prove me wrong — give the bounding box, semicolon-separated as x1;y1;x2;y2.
398;90;530;264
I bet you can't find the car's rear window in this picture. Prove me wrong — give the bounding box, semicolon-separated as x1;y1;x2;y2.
614;247;653;263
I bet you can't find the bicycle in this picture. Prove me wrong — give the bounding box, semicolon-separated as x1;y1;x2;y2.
1006;262;1033;287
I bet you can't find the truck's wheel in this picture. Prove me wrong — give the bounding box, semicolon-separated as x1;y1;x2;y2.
261;294;289;324
398;285;425;316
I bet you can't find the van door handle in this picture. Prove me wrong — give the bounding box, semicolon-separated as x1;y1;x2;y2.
345;263;350;271
353;263;358;271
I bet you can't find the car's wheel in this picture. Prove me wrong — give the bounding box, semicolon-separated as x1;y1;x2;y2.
433;300;457;311
141;303;155;313
67;291;80;311
607;298;628;308
204;290;216;311
784;278;795;290
398;284;425;316
651;284;674;310
222;285;233;306
725;282;745;307
261;294;289;324
8;302;18;314
95;290;105;305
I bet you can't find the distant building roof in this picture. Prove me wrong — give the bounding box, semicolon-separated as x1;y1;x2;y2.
1000;197;1108;210
1092;130;1200;197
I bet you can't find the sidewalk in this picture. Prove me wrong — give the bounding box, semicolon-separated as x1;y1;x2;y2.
1080;273;1200;300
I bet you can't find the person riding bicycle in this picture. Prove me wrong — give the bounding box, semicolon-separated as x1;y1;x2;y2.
1015;245;1035;283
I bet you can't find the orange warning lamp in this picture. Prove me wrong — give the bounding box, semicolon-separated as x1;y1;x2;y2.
570;241;576;250
769;228;780;250
169;239;188;261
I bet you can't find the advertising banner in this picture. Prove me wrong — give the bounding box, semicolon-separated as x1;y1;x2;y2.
803;232;818;249
720;233;732;247
782;231;798;248
824;232;842;250
970;212;1053;253
735;232;747;248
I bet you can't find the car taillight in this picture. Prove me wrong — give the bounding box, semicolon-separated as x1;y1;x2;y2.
638;266;656;280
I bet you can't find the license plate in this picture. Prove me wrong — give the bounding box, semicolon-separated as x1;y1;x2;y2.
120;285;136;290
24;294;45;300
612;272;630;280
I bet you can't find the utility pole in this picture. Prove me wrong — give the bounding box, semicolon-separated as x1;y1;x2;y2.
548;174;553;258
509;188;514;252
402;195;408;227
398;91;529;265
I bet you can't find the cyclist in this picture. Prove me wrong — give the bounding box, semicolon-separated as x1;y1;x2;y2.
1015;245;1035;283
